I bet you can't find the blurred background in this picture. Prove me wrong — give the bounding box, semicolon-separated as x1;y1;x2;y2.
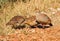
0;0;60;36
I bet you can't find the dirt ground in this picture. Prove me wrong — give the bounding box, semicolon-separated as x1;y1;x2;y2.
0;25;60;41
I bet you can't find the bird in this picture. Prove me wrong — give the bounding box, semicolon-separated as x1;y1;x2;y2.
36;13;53;29
21;16;37;28
34;8;53;29
6;15;25;29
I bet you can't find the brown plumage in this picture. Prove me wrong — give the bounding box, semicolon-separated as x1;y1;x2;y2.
6;10;53;29
22;14;53;28
21;16;37;28
34;8;53;28
35;12;53;28
36;14;51;24
6;16;25;29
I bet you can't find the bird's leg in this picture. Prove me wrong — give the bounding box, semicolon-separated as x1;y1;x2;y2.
42;25;45;29
12;24;17;29
31;25;37;28
42;24;50;29
37;24;43;28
